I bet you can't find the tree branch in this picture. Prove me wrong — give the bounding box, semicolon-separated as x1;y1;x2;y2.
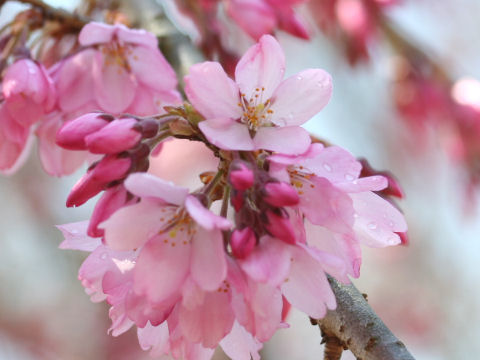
312;276;416;360
12;0;88;30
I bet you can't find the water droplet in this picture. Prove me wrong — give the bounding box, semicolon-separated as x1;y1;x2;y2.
296;75;303;81
353;213;359;218
367;222;377;230
70;229;78;234
387;236;398;245
100;253;108;260
345;174;354;181
352;180;358;185
382;213;387;219
323;163;332;172
388;221;395;228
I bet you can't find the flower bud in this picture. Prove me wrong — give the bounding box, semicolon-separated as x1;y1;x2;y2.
87;185;130;237
85;118;142;154
229;161;254;191
56;113;110;150
231;227;256;259
265;210;297;244
263;182;299;207
66;156;131;207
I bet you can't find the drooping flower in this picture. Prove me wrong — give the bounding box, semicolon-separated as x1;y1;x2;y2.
185;34;332;155
268;143;408;277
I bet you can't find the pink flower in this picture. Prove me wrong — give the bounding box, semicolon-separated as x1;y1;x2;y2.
2;59;56;126
185;35;332;154
269;143;408;277
226;0;310;40
74;22;180;115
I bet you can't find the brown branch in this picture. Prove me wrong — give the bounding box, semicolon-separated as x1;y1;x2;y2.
312;276;415;360
12;0;88;30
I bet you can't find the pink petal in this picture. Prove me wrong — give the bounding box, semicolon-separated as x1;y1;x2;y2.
270;69;332;126
239;236;291;287
127;46;177;92
226;0;277;40
299;176;355;234
116;25;158;48
137;322;170;357
100;199;174;251
57;221;101;251
253;126;311;154
124;172;188;205
305;221;362;278
297;242;349;284
93;52;137;114
220;322;262;360
351;192;408;247
191;227;227;291
248;281;283;341
199;118;255;151
185;195;231;230
36;115;87;176
78;22;115;46
281;245;336;318
181;278;205;310
235;35;285;100
134;235;191;303
335;175;388;193
185;62;242;120
300;146;362;183
179;291;235;348
56;49;96;112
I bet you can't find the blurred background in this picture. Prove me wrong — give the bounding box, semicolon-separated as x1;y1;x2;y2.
1;0;480;359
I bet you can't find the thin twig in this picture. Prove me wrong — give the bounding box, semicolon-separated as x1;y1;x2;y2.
313;276;415;360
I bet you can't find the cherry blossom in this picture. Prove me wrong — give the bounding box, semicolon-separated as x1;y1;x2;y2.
185;34;332;154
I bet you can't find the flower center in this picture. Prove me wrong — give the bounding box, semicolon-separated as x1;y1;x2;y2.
289;166;316;196
159;207;196;247
101;41;133;72
238;87;274;130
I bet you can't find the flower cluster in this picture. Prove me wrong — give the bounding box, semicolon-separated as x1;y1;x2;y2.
0;22;179;176
55;27;407;360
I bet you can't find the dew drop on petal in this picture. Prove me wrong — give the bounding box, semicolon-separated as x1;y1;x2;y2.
100;252;108;260
367;222;377;230
345;174;354;181
71;229;78;234
323;163;332;172
388;221;395;228
296;75;303;81
353;213;359;218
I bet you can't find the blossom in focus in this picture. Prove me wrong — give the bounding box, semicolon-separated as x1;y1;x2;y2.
185;34;332;154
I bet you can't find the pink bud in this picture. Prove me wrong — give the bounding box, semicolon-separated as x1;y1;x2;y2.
265;210;297;244
229;161;254;190
231;227;256;259
66;156;131;207
87;185;130;237
85;118;142;154
56;113;110;150
231;191;245;211
263;182;299;207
